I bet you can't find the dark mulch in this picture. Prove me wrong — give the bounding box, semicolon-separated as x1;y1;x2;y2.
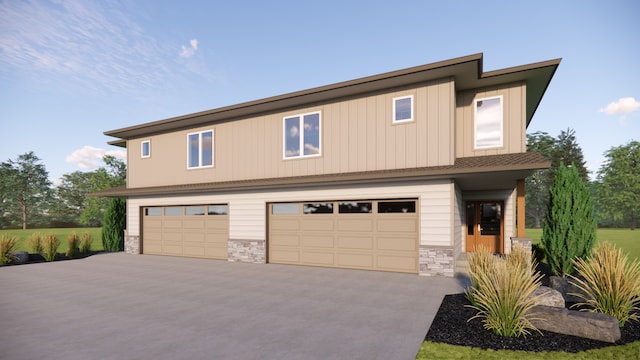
426;292;640;352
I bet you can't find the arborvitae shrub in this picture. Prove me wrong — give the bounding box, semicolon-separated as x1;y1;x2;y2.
542;163;596;276
102;198;126;252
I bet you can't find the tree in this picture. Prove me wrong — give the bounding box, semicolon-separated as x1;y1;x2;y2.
552;128;588;181
102;197;126;251
81;155;126;226
542;163;597;276
0;152;53;229
49;171;94;227
594;141;640;230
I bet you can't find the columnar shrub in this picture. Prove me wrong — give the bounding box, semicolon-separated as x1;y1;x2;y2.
66;232;80;259
79;232;93;253
27;232;44;254
102;197;126;252
542;162;596;276
0;235;18;265
41;233;60;262
466;245;543;337
570;242;640;327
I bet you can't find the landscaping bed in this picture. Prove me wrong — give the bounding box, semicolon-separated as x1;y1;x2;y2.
426;292;640;352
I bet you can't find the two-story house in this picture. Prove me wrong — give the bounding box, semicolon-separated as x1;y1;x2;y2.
98;53;560;276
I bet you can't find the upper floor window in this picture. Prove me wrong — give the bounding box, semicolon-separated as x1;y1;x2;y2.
141;140;151;158
474;96;503;149
187;130;214;169
283;112;321;159
393;95;413;123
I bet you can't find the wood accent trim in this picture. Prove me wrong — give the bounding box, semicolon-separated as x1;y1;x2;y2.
517;179;525;237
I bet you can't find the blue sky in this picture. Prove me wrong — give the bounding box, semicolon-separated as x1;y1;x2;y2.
1;0;638;183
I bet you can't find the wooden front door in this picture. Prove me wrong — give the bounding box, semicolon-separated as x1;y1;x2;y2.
465;201;503;253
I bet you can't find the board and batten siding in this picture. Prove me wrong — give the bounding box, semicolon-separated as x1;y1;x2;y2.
126;179;455;247
455;81;527;158
127;78;455;188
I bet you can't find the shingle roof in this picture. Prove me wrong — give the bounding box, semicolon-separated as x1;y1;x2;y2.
91;152;549;197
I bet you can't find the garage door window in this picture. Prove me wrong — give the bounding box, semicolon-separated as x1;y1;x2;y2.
272;203;299;215
378;201;416;213
164;207;183;216
208;205;229;215
186;206;205;216
145;207;162;216
303;203;334;214
339;202;372;214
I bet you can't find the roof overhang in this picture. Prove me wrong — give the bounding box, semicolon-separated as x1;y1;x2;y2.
104;53;560;141
91;152;549;198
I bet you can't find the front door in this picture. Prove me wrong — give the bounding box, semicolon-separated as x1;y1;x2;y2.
465;201;503;253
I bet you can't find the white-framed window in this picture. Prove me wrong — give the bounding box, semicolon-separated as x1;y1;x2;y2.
393;95;414;123
283;111;321;159
187;130;214;169
474;95;503;149
141;140;151;158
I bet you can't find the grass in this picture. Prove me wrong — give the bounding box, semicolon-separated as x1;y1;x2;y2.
0;228;103;253
527;228;640;261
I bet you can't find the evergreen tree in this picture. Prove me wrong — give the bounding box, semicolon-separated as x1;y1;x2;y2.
102;198;126;251
542;163;596;276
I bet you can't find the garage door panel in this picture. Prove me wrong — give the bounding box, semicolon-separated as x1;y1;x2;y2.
302;219;334;231
337;236;374;250
183;219;205;229
270;249;300;263
377;218;417;232
145;219;162;228
271;219;300;231
337;253;374;268
183;245;205;257
376;254;417;272
302;235;334;248
377;236;417;251
163;232;183;242
183;232;205;242
270;234;300;247
206;232;228;245
163;244;183;255
301;251;334;265
206;218;229;230
338;219;374;232
163;220;183;228
206;246;228;258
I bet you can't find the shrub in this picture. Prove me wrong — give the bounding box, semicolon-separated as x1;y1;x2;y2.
66;232;80;259
41;233;60;262
531;244;545;264
27;232;44;254
466;245;544;337
0;235;18;265
79;232;93;253
570;242;640;327
102;197;126;252
542;162;596;276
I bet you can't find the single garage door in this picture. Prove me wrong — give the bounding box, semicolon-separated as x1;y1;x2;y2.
268;199;418;273
142;204;229;259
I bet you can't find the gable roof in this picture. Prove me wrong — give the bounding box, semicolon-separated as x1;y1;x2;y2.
104;53;560;146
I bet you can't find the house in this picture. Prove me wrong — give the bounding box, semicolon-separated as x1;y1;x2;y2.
98;53;560;276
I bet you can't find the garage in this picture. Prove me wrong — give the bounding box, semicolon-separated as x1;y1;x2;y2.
268;199;418;273
142;204;229;259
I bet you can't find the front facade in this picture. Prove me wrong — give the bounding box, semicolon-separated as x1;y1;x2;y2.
99;53;559;276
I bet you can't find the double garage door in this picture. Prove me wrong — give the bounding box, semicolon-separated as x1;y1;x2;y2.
142;204;229;259
269;199;419;273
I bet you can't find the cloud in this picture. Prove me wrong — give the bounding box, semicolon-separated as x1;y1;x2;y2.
599;97;640;115
180;39;199;58
66;146;126;170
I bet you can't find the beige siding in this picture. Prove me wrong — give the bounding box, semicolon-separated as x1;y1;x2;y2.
452;184;463;259
127;79;455;188
455;81;526;158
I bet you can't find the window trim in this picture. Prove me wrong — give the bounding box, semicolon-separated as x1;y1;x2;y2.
141;140;151;158
282;111;322;160
187;129;214;169
474;95;504;149
392;95;414;123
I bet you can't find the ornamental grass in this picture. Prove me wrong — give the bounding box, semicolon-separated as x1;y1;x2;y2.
465;245;544;337
570;241;640;327
0;235;18;265
66;232;80;259
79;232;93;253
41;233;60;262
27;232;44;254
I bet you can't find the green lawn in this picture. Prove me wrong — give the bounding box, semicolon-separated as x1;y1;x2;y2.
526;228;640;261
0;227;103;252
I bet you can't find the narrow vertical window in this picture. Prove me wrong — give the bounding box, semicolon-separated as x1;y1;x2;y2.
474;96;503;149
141;140;151;158
187;130;214;169
283;112;321;159
393;95;413;123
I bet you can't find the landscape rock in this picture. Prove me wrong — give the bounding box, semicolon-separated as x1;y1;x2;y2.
530;286;565;308
530;305;621;343
549;276;588;303
11;251;29;265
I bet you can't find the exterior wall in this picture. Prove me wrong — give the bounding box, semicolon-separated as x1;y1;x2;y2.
127;78;455;188
461;187;517;253
452;184;464;259
455;81;527;158
125;179;455;274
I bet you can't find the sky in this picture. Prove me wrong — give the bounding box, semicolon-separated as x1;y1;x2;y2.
1;0;638;184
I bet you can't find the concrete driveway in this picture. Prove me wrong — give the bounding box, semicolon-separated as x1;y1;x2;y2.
0;253;467;360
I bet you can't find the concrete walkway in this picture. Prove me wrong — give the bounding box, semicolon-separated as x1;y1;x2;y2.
0;253;467;360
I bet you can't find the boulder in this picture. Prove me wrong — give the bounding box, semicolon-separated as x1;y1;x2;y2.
530;305;621;343
530;286;564;308
11;251;29;265
549;276;589;303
